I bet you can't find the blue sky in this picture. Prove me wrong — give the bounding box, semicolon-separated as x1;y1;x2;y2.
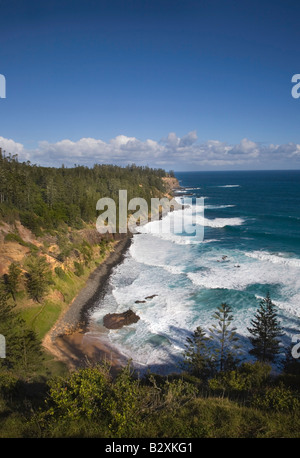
0;0;300;170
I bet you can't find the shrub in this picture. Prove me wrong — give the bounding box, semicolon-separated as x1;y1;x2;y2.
19;211;43;237
0;371;18;397
252;384;300;412
46;364;112;421
54;266;68;281
73;261;84;277
40;363;141;437
209;361;271;395
79;241;93;266
4;233;27;246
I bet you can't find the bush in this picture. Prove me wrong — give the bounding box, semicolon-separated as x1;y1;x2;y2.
4;233;27;246
0;371;18;397
79;241;93;266
208;361;271;395
39;363;141;437
99;240;109;256
54;267;68;281
252;384;300;412
19;211;43;237
46;364;112;421
73;261;84;277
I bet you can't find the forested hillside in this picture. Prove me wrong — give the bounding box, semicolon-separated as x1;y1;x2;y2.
0;149;167;234
0;150;171;400
0;150;170;309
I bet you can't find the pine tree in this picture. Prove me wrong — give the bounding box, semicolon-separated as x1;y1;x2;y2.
0;282;43;375
247;293;283;363
183;326;214;379
209;303;240;372
3;262;21;302
25;255;52;303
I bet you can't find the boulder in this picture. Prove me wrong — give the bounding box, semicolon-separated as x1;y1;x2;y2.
103;309;140;329
145;294;158;300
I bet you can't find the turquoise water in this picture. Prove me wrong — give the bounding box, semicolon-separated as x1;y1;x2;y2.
177;170;300;255
91;170;300;373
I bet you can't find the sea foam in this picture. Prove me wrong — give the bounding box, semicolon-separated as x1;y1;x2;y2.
216;184;240;188
245;250;300;267
90;171;300;373
195;216;245;228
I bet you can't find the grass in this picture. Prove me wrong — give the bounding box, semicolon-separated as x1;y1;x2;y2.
2;394;295;439
137;396;300;438
20;301;62;340
14;251;110;379
19;255;105;339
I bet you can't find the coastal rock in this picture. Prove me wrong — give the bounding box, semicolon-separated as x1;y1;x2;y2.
135;300;146;303
145;294;158;300
103;309;140;329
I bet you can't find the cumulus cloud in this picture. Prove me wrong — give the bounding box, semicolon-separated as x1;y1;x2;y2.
0;136;27;158
178;130;198;147
229;138;260;157
0;131;299;170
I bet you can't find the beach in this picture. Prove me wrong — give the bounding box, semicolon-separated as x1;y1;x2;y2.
43;234;133;372
42;178;183;373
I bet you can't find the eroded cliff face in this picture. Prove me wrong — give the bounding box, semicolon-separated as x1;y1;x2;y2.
162;177;181;196
0;220;117;276
0;221;37;275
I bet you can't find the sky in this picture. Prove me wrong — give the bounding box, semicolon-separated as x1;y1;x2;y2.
0;0;300;171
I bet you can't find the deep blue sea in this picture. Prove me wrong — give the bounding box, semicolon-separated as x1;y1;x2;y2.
91;170;300;373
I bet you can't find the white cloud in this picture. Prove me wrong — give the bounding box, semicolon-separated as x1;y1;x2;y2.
178;130;198;147
163;132;180;148
0;136;27;158
229;138;260;157
270;142;300;157
0;132;300;170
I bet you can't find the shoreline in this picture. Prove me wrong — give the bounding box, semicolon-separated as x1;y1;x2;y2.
43;180;184;373
43;234;133;372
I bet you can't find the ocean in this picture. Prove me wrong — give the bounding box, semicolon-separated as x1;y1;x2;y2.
90;170;300;374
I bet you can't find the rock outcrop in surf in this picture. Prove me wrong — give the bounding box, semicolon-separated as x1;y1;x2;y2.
103;309;140;329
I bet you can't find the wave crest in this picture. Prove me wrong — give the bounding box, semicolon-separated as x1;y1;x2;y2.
195;216;245;228
245;251;300;267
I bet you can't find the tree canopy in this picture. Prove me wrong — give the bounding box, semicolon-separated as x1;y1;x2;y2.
0;149;167;234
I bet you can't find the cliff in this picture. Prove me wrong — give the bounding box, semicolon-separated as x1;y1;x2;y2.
162;176;181;196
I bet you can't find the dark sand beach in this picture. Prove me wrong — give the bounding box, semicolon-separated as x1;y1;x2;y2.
43;235;133;372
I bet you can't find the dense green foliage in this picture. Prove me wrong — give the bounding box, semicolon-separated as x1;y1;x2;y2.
0;149;167;233
0;293;299;438
24;255;53;303
0;291;43;378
